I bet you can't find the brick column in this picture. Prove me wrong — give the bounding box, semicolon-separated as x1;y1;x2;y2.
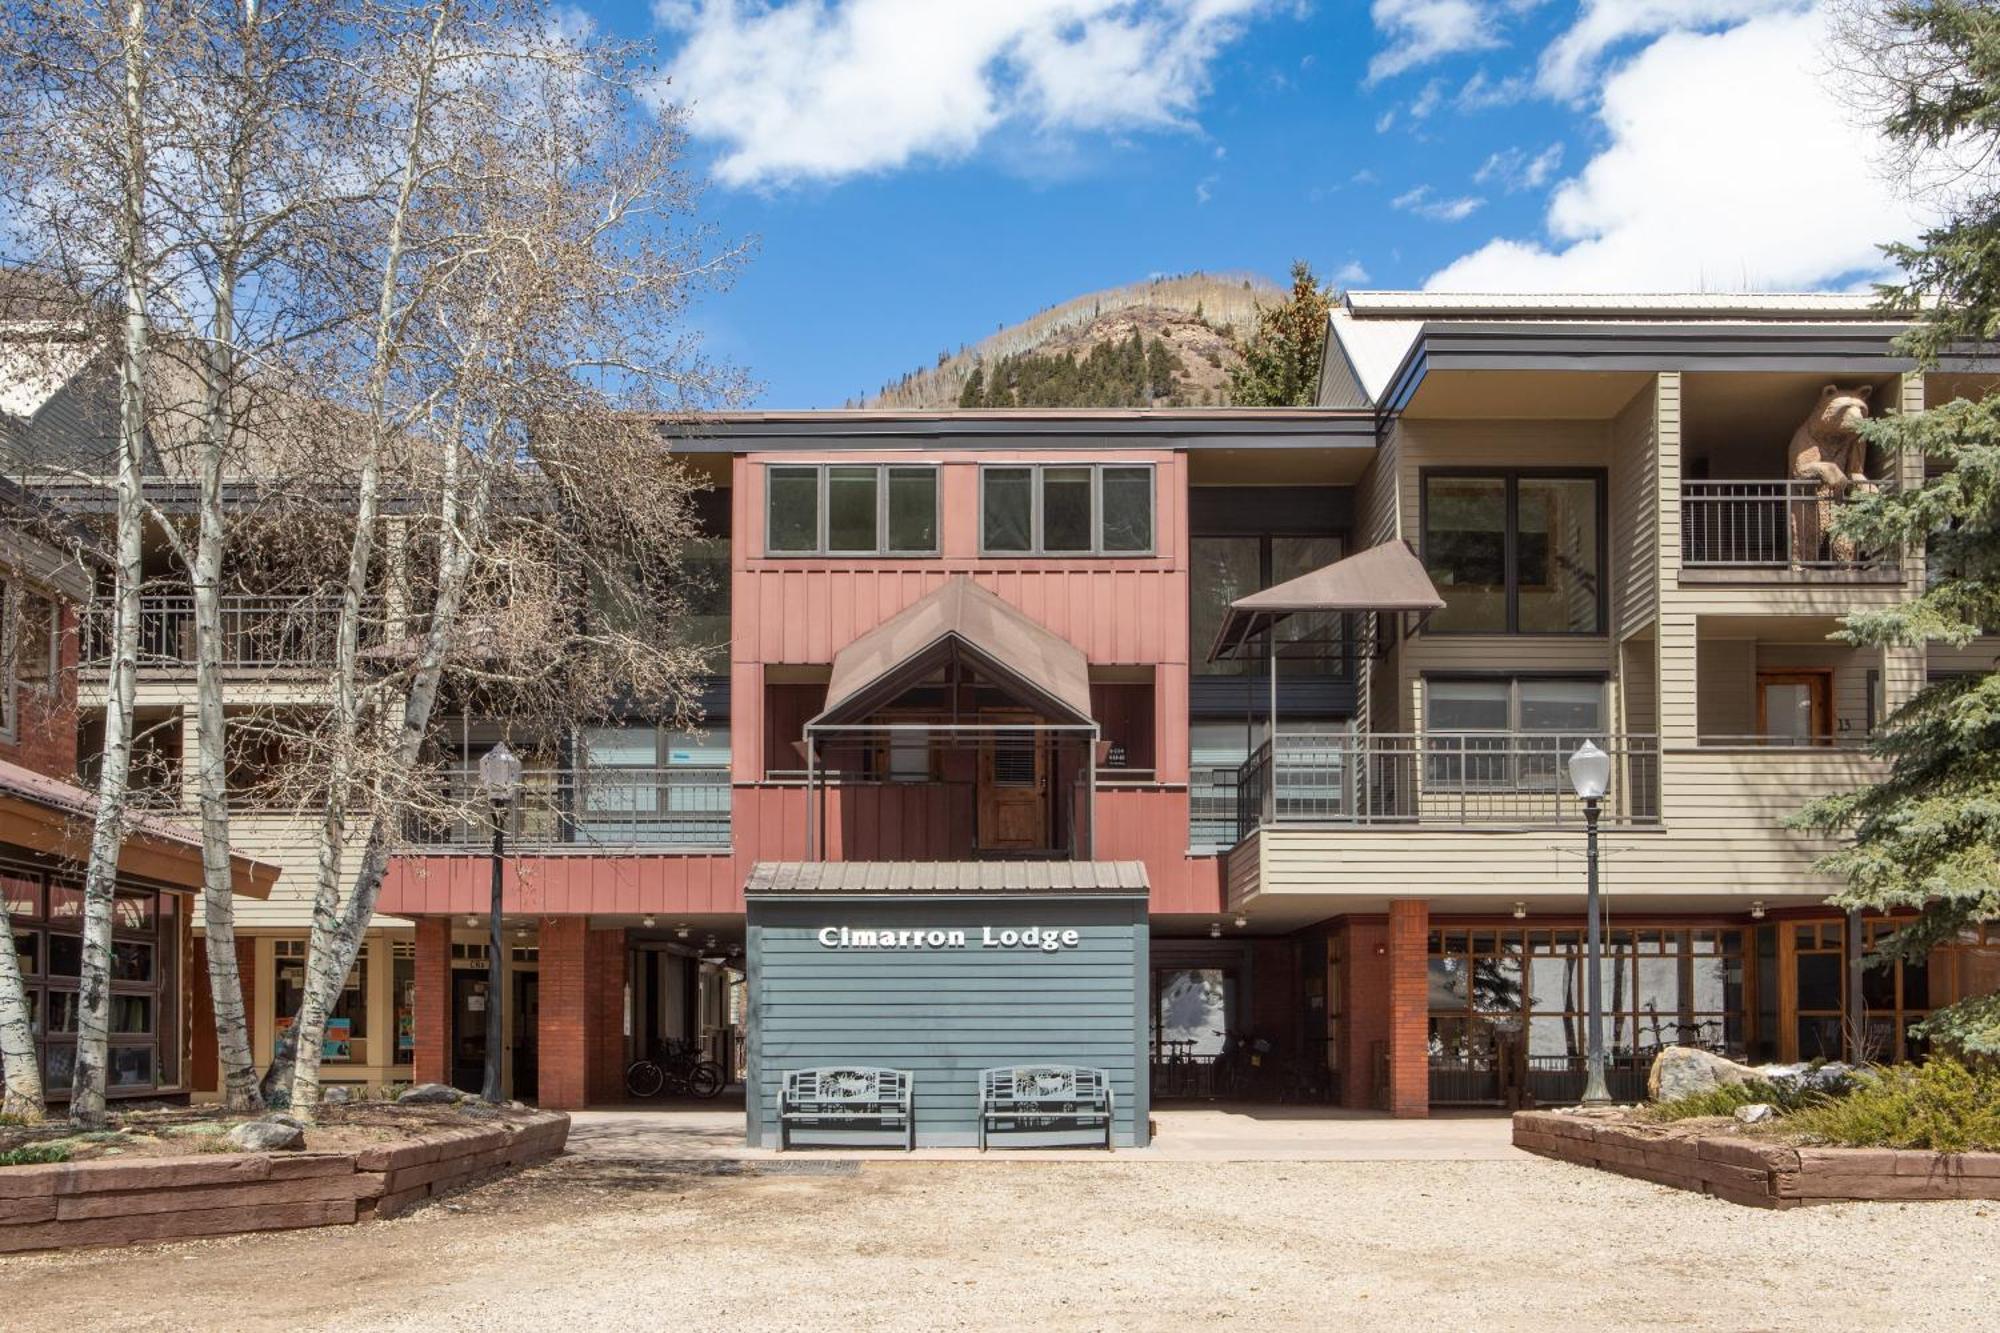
584;928;630;1105
537;917;589;1109
413;917;451;1087
1386;899;1430;1119
1342;920;1389;1111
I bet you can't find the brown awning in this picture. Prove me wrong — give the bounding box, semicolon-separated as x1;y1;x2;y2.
811;576;1093;728
1208;540;1445;661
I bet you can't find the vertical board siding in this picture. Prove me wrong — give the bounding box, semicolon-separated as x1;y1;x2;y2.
746;897;1149;1147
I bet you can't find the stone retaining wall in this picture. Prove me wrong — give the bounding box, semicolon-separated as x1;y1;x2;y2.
1514;1110;2000;1208
0;1110;568;1254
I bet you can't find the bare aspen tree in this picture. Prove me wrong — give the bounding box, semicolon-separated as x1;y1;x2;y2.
277;8;746;1112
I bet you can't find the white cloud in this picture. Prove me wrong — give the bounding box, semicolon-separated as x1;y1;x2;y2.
1454;68;1531;111
1473;142;1563;191
1427;8;1930;292
1196;175;1217;204
1335;259;1372;284
1367;0;1506;83
654;0;1281;187
1408;76;1446;119
1538;0;1809;100
1393;184;1486;222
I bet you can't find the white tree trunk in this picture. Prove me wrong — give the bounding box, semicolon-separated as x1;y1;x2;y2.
0;899;43;1120
287;3;447;1117
71;0;151;1128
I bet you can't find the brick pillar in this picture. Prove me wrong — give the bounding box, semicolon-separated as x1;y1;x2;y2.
414;917;451;1087
1342;920;1389;1111
537;917;589;1109
584;928;630;1105
1386;899;1430;1119
189;935;256;1096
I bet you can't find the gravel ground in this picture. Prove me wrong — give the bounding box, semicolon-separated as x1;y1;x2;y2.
2;1154;1996;1331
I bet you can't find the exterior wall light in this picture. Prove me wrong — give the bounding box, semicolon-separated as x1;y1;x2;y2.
1233;914;1248;929
641;915;657;928
1751;901;1766;920
1513;902;1527;920
1208;922;1221;939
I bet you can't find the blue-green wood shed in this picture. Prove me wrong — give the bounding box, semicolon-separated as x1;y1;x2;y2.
745;861;1151;1149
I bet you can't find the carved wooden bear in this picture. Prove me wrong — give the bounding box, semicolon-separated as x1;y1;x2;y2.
1788;383;1873;565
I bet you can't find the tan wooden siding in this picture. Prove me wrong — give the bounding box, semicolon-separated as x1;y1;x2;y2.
221;811;387;930
1225;830;1263;911
1695;638;1756;737
1618;636;1657;735
1611;381;1658;639
1244;748;1879;902
1358;432;1401;548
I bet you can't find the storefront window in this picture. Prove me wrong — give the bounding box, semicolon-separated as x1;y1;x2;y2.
1155;968;1231;1060
393;947;415;1065
276;940;368;1062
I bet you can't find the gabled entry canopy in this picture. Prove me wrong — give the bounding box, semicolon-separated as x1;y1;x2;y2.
811;576;1094;727
1208;540;1445;662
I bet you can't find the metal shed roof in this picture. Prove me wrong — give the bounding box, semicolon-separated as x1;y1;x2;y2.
745;860;1149;897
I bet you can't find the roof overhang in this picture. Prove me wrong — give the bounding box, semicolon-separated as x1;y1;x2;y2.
661;409;1379;453
810;576;1094;729
746;860;1148;898
1209;541;1444;662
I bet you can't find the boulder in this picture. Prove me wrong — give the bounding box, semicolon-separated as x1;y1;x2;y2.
1754;1061;1858;1097
1733;1102;1776;1125
321;1086;354;1106
396;1082;464;1105
228;1119;306;1152
1648;1046;1760;1102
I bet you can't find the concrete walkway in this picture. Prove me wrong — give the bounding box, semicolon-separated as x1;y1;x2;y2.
565;1102;1525;1162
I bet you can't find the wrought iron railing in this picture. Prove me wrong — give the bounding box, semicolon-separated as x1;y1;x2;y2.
83;593;383;670
1232;732;1661;842
1680;479;1894;570
403;765;731;850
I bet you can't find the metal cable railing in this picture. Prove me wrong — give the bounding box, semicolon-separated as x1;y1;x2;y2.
1680;479;1893;569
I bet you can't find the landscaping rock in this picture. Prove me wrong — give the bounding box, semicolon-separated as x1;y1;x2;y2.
1734;1102;1776;1125
1756;1062;1858;1096
321;1087;354;1106
227;1120;306;1152
1648;1046;1759;1102
396;1083;464;1106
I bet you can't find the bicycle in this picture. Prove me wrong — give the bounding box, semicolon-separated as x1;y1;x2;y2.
624;1038;728;1100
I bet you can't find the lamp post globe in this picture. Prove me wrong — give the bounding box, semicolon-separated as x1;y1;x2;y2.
1568;739;1614;1107
478;743;522;1105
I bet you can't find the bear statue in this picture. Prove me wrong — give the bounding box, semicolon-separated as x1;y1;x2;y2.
1787;383;1875;566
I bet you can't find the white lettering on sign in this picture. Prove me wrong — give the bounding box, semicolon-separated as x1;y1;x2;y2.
814;926;1083;954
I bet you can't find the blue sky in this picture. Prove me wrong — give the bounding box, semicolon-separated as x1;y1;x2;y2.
595;2;1925;408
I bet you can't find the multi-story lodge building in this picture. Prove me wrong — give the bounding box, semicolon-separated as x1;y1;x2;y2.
36;291;2000;1117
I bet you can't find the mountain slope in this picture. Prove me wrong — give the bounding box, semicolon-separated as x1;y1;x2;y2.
862;271;1281;410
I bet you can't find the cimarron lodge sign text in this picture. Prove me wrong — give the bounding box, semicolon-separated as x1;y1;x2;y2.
815;925;1082;953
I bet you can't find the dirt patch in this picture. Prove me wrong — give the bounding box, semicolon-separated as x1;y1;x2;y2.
0;1101;526;1163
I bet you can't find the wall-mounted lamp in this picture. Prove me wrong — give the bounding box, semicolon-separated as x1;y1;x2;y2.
464;915;477;928
1233;914;1248;930
1208;922;1222;939
1750;901;1766;920
641;915;656;928
675;924;691;939
1513;902;1527;920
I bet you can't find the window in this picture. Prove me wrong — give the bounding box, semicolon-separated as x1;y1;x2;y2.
1422;471;1603;633
276;939;366;1062
765;464;938;556
579;724;730;842
1424;677;1604;790
1190;534;1347;677
980;464;1154;556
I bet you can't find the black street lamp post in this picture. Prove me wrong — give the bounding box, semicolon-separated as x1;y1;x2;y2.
478;741;523;1105
1568;739;1613;1106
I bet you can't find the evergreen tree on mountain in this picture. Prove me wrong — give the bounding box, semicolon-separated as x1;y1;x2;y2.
958;362;985;408
1229;259;1332;406
1789;0;2000;1062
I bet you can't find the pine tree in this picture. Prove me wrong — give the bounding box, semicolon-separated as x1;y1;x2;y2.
1228;260;1332;406
958;363;985;408
1789;0;2000;1062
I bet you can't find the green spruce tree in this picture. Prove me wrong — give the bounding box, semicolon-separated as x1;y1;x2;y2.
1228;260;1333;406
1790;0;2000;1061
958;362;985;408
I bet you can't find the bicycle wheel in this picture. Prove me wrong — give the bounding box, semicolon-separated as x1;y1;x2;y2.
624;1060;665;1099
688;1061;727;1099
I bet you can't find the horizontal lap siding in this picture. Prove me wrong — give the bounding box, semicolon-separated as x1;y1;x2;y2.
1612;380;1658;639
747;898;1148;1147
1249;749;1881;900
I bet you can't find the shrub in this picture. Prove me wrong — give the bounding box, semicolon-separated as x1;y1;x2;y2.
1788;1059;2000;1153
0;1143;71;1167
1912;994;2000;1070
1644;1078;1816;1122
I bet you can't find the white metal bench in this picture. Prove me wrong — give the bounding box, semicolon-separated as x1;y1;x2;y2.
978;1065;1115;1151
777;1067;915;1151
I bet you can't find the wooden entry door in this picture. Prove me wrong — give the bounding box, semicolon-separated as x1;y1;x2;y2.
977;714;1048;851
450;971;489;1094
1757;671;1833;746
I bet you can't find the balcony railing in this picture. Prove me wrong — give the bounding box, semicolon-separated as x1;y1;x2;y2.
1680;480;1894;570
403;766;731;850
84;594;382;671
1233;732;1661;842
